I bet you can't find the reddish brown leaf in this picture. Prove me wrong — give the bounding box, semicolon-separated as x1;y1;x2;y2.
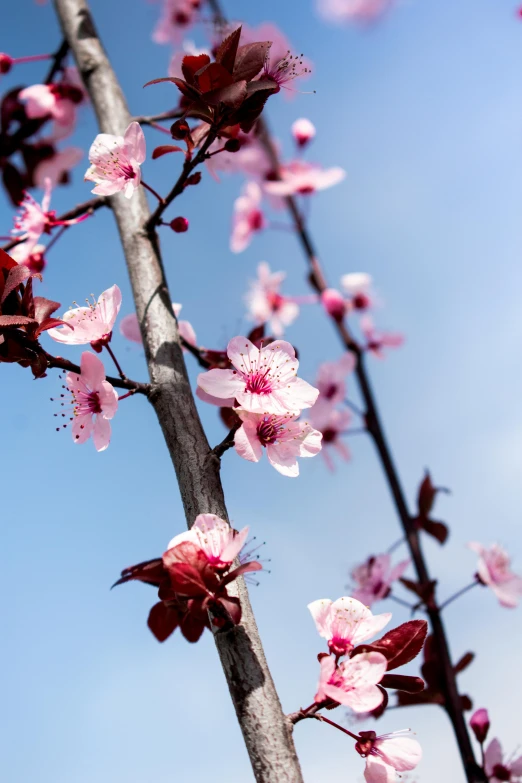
214;27;242;73
196;62;234;94
0;315;37;327
32;296;60;324
421;518;449;545
180;610;206;643
181;53;211;85
218;595;242;625
233;41;272;82
168;563;208;596
203;80;247;109
1;263;30;303
381;674;425;693
221;560;262;587
454;651;475;675
351;620;428;671
147;601;181;642
0;248;17;271
112;557;164;588
152;144;184;159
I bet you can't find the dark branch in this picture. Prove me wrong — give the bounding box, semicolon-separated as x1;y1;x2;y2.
133;108;184;126
46;353;150;395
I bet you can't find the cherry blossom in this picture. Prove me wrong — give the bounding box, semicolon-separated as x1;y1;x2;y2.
230;182;266;253
234;410;322;477
84;122;146;199
264;160;345;197
307;596;391;656
65;351;118;451
468;542;522;608
245;262;300;338
308;404;352;471
152;0;200;45
361;315;404;358
292;118;316;148
484;738;522;783
204;128;273;181
314;353;355;405
351;554;410;606
9;242;46;273
317;0;394;24
470;708;490;744
47;284;122;349
34;146;83;188
321;288;347;322
11;178;52;251
355;730;422;783
19;67;85;137
341;272;374;311
120;302;196;349
239;22;312;95
197;337;319;415
166;514;249;569
315;652;387;712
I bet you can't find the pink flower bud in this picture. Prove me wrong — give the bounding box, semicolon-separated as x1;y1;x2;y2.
224;138;241;153
0;53;13;74
291;118;316;148
170;217;189;233
470;708;490;744
25;250;46;275
321;288;346;322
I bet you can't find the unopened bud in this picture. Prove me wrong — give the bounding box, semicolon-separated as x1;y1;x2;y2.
185;172;202;187
321;288;346;322
291;117;315;148
170;216;189;233
470;708;490;744
224;138;241;153
25;251;46;275
0;53;13;74
170;119;190;140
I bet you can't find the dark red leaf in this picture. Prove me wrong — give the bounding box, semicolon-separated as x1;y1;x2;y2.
144;76;200;101
218;595;242;625
0;248;18;271
351;620;428;671
163;541;208;570
235;88;276;133
203;80;247;109
233;42;272;82
0;315;37;328
214;27;242;73
35;317;70;337
245;78;280;96
152;144;184;159
180;609;207;642
112;557;164;588
454;651;475;675
196;62;234;94
417;470;450;516
421;518;449;545
247;324;265;343
32;296;60;324
168;563;208;596
147;601;180;642
381;674;425;693
181;53;211;84
1;264;30;303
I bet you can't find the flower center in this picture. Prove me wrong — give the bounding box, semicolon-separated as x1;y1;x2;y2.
267;291;284;312
323;383;338;400
492;765;511;781
353;293;370;310
322;428;337;444
257;415;286;445
73;389;102;417
245;371;273;395
248;209;264;231
264;50;311;89
172;10;190;25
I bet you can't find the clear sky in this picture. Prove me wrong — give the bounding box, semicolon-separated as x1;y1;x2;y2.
2;1;522;782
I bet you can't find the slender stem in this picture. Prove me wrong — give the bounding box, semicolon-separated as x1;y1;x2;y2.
147;121;172;135
212;423;240;459
45;352;150;394
146;130;218;230
344;398;365;417
439;581;479;611
44;39;69;84
105;343;127;380
387;592;419;612
387;536;406;554
53;2;305;780
44;224;68;254
133;108;184;126
13;53;53;64
141;180;165;204
118;390;136;401
312;714;360;741
1;197;108;254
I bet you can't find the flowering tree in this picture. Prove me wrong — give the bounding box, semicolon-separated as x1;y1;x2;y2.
2;1;521;782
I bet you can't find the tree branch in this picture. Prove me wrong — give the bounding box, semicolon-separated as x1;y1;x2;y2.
133;108;184;126
51;1;304;781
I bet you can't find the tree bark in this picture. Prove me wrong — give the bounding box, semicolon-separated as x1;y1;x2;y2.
51;2;304;780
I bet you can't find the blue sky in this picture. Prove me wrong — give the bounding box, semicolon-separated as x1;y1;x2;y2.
2;1;522;781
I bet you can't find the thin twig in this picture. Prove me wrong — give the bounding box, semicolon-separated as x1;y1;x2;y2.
46;352;150;394
439;581;480;612
133;108;184;126
105;343;127;380
212;423;240;459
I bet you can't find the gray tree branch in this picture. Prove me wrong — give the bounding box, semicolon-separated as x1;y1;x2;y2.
51;1;303;780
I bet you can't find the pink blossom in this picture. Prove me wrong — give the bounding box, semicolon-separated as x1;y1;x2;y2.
230;182;266;253
47;285;122;349
317;0;394;24
315;353;355;404
341;272;374;311
234;410;322;477
315;652;386;712
204;128;273;181
484;738;522;783
12;178;52;250
351;554;410;606
468;542;522;608
264;160;345;197
197;337;319;415
34;146;83;188
321;288;347;322
470;708;490;744
166;514;249;569
245;262;300;338
19;68;84;136
355;731;422;783
152;0;200;44
308;596;391;656
292;118;316;148
120;302;196;349
65;352;118;451
9;242;46;273
85;122;146;199
308;404;352;471
361;315;404;358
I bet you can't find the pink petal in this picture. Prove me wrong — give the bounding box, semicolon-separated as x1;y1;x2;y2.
227;336;260;371
124;121;146;164
376;737;422;771
266;441;300;477
364;756;396;783
352;611;392;645
340;683;384;712
97;284;122;330
197;368;243;401
99;380;118;418
220;525;250;563
72;414;93;444
308;598;333;637
120;313;142;344
484;739;503;776
80;351;106;389
196;386;236;407
92;415;112;452
234;421;263;463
